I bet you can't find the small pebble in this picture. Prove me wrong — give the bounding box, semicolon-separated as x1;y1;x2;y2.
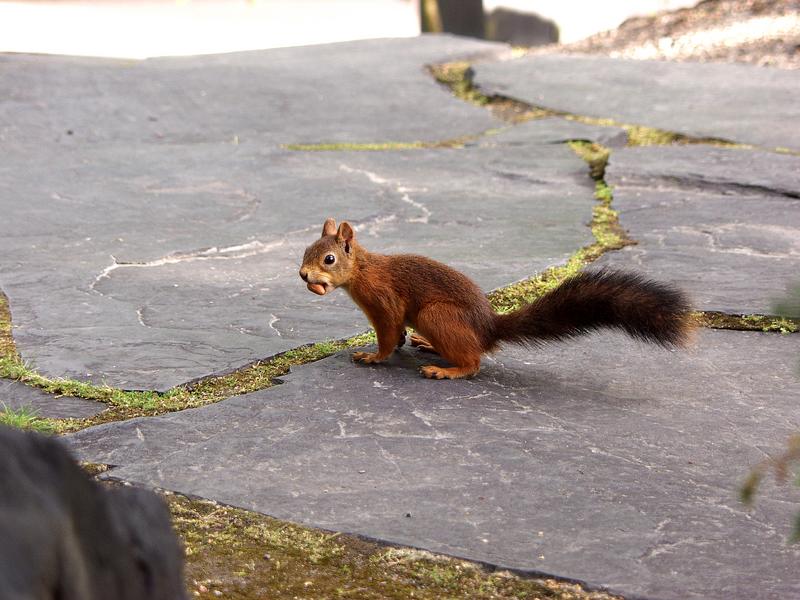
262;552;271;560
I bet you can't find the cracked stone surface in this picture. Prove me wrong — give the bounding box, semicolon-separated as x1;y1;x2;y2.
0;35;506;153
0;128;596;390
477;117;628;148
473;54;800;151
67;329;800;600
0;379;105;419
594;145;800;314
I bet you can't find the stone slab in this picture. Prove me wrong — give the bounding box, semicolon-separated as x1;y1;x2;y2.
0;35;507;152
67;329;800;600
605;144;800;198
476;117;628;148
595;146;800;314
0;132;596;390
0;379;105;419
474;54;800;151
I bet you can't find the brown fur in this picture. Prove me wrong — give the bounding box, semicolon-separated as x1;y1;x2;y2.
300;219;693;379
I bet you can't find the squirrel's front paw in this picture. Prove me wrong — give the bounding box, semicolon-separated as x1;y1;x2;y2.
352;351;384;364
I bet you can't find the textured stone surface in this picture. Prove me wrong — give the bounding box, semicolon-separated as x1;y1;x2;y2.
477;117;628;148
595;145;800;314
67;329;800;600
2;34;636;391
0;379;105;419
0;135;595;391
0;35;507;152
0;127;593;389
474;54;800;150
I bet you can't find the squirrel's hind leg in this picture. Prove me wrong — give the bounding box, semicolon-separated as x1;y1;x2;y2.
410;333;438;354
415;304;483;379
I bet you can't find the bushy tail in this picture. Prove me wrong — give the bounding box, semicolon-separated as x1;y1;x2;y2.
493;269;693;348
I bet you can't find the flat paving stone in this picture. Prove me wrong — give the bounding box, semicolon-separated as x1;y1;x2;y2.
595;145;800;315
473;54;800;151
0;131;596;390
476;117;628;148
0;379;104;419
0;35;506;152
67;329;800;600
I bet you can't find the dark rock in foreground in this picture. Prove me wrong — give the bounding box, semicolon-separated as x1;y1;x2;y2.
0;425;185;600
68;329;800;600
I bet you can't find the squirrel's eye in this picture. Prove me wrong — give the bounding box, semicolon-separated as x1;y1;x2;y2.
324;254;336;265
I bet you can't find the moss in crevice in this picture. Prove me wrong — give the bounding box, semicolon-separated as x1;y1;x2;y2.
1;288;378;434
285;141;429;151
694;311;799;334
428;61;553;123
165;491;620;600
64;331;376;432
428;60;754;150
282;131;512;153
489;142;632;313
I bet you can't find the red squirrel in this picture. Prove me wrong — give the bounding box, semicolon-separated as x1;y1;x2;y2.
300;218;692;379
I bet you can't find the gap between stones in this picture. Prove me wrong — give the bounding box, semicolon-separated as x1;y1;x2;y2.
427;60;800;156
86;479;621;600
1;62;797;434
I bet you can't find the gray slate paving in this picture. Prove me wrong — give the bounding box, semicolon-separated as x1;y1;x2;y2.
595;145;800;314
67;329;800;600
477;117;628;148
0;130;596;391
0;379;105;419
0;35;506;152
473;54;800;151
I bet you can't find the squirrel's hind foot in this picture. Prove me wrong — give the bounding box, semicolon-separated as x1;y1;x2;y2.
420;364;480;380
352;351;386;364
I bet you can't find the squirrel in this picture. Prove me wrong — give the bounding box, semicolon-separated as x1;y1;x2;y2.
300;218;693;380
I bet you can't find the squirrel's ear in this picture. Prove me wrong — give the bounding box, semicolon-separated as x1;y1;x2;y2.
337;221;355;245
321;218;337;238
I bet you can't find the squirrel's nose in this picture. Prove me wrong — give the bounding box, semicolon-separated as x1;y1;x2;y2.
299;269;309;282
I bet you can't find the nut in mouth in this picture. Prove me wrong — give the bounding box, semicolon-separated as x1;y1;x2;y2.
307;282;330;295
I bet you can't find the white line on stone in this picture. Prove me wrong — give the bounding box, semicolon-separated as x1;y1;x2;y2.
267;314;282;336
90;238;291;293
339;164;431;224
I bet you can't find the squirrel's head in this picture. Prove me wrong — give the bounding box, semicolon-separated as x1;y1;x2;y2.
299;218;357;295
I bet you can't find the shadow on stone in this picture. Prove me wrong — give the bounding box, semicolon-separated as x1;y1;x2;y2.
485;8;559;47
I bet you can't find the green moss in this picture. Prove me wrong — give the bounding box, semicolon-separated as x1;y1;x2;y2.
489;142;631;313
428;61;759;151
428;62;552;123
696;311;799;334
0;404;60;434
568;141;610;180
285;142;428;151
283;132;514;152
167;492;620;599
1;289;379;433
